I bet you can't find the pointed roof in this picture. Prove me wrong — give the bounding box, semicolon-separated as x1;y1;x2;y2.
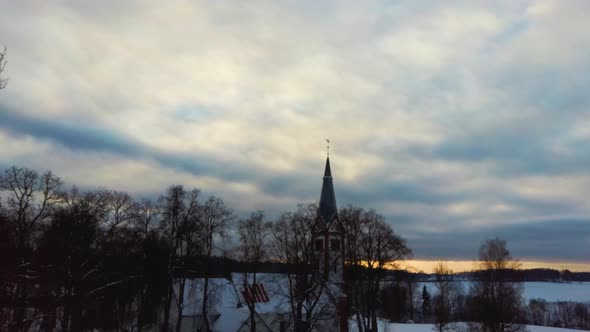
318;157;338;227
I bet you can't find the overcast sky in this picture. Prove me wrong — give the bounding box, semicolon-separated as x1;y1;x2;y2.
1;0;589;264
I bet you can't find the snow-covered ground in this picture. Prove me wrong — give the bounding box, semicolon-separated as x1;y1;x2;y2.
179;277;590;331
349;323;583;332
420;281;590;303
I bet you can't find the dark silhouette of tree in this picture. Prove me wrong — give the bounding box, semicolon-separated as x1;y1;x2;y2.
0;166;62;331
135;198;159;237
37;194;101;331
136;230;170;331
198;195;232;332
158;185;201;332
0;166;62;250
468;238;526;332
102;190;139;242
407;274;417;322
0;202;16;330
433;262;457;332
380;283;408;322
340;205;412;332
271;203;329;331
422;285;431;320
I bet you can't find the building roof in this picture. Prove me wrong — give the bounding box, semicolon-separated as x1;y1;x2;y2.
181;274;291;331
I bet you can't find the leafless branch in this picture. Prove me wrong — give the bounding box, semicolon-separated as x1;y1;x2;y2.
0;46;7;89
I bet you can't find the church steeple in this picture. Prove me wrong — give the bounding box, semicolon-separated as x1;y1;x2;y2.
323;156;332;177
314;150;348;332
318;156;338;227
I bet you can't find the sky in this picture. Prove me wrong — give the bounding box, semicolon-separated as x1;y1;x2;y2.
0;0;589;266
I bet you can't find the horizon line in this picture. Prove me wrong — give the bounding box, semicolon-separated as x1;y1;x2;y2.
401;259;590;273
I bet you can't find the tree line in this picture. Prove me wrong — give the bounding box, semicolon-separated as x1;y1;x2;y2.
0;166;413;331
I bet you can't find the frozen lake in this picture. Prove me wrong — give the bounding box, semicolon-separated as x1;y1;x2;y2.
419;281;590;303
350;323;584;332
523;281;590;302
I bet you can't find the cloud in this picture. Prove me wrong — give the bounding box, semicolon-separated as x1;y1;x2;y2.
408;218;590;262
1;0;589;263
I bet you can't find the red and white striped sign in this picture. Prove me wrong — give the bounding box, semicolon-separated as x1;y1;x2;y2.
242;283;270;304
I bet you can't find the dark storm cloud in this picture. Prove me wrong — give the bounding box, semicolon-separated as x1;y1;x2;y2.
410;109;590;177
338;176;456;207
0;107;243;180
407;218;590;262
0;107;143;156
0;106;316;199
420;59;590;176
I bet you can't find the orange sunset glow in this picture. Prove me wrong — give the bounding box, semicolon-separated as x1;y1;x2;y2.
401;260;590;273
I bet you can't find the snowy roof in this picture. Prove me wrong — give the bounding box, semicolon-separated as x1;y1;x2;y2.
181;273;292;331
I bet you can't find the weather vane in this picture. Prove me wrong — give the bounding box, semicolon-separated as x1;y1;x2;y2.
326;138;330;157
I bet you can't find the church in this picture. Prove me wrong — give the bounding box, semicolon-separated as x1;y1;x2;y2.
176;155;348;332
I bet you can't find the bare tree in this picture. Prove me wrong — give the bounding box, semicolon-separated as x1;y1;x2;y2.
101;190;138;245
469;238;526;332
0;46;7;89
0;166;63;249
433;262;457;332
340;205;412;332
199;195;232;332
271;203;331;332
0;167;62;330
158;185;201;332
238;210;272;332
134;198;160;237
56;186;108;218
239;211;271;265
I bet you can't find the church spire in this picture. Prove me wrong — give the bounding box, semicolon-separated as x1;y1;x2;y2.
324;156;332;177
318;155;337;227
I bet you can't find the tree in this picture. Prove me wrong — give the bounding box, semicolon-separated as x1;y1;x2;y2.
406;274;418;322
0;166;63;250
33;187;150;332
422;285;431;320
0;166;62;331
37;198;101;332
340;205;412;332
199;195;232;332
468;238;526;332
432;262;457;332
158;185;201;332
238;211;272;332
271;203;329;332
0;202;16;330
0;46;7;89
134;198;160;237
